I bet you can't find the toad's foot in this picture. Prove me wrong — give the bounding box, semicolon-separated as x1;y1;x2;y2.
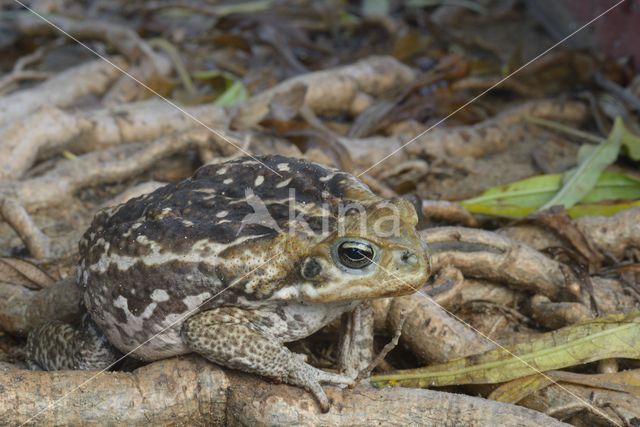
25;314;119;371
287;356;355;411
183;309;353;412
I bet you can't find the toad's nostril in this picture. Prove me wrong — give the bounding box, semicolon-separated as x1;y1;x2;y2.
401;251;418;265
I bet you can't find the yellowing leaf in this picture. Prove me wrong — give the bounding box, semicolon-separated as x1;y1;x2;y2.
489;369;640;404
371;311;640;388
488;375;553;404
567;200;640;218
62;150;77;160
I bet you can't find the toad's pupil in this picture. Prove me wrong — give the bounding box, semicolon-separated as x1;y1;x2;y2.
345;248;366;260
338;242;374;269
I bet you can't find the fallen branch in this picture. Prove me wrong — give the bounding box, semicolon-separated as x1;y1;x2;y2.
341;99;588;176
421;199;479;227
0;277;83;337
14;12;173;106
420;227;579;300
529;295;593;329
0;198;50;259
101;54;172;105
499;207;640;262
15;13;160;65
232;56;416;128
388;291;495;363
6;128;216;211
0;59;124;128
0;356;567;426
405;99;588;160
228;370;566;425
0;100;227;180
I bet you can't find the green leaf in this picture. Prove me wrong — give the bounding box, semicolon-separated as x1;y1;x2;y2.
489;368;640;404
160;0;273;16
580;172;640;202
212;0;273;15
362;0;389;17
192;70;234;81
540;117;623;210
462;174;564;209
213;79;248;107
461;171;640;219
407;0;486;14
371;311;640;388
621;122;640;160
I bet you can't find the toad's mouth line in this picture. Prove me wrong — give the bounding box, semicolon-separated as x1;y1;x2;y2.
365;255;622;427
22;252;282;427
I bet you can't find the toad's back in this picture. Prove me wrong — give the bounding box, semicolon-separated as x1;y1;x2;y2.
78;155;374;359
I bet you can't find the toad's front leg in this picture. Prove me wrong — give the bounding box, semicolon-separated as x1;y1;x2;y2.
182;308;353;412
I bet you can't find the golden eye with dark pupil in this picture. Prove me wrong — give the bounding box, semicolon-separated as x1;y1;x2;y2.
337;241;374;269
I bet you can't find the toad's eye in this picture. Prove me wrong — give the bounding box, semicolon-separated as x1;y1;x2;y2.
337;241;375;269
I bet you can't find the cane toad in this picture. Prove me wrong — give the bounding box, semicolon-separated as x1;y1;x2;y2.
26;155;431;411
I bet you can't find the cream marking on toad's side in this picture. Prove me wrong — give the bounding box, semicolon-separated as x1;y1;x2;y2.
105;290;215;360
91;237;260;274
277;163;290;172
276;178;292;188
112;296;155;331
193;188;217;195
150;289;170;302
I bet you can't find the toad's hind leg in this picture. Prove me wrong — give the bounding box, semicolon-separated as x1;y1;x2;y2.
182;308;353;412
26;314;119;371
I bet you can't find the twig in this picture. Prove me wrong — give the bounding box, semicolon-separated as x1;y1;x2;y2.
0;198;50;259
354;309;408;383
594;72;640;112
0;70;51;95
526;116;604;144
149;38;197;96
